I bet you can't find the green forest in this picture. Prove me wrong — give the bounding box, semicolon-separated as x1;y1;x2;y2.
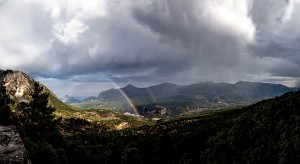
1;80;300;164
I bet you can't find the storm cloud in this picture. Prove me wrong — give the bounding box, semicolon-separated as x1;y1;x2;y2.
0;0;300;97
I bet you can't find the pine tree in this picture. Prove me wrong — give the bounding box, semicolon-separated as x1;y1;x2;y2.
17;82;56;138
0;79;11;125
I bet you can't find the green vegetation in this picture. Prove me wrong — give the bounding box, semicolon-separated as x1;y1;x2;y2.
75;81;293;117
3;78;300;163
16;82;56;138
48;93;79;119
31;91;300;163
0;80;12;125
73;99;124;110
62;90;300;163
11;82;62;163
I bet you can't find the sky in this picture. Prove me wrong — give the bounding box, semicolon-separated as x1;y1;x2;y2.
1;0;300;98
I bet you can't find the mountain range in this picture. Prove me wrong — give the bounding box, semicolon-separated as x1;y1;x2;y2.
7;83;300;163
62;95;97;104
98;81;292;103
0;69;146;130
0;69;294;117
72;81;294;116
1;69;300;163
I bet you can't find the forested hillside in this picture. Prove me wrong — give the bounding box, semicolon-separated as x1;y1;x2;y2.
63;90;300;163
76;81;293;116
2;85;299;163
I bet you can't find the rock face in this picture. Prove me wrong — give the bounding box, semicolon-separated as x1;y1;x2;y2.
0;70;35;102
0;125;31;164
0;69;55;103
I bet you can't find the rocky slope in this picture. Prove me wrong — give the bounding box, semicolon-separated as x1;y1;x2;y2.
0;69;35;102
0;69;76;117
0;125;31;164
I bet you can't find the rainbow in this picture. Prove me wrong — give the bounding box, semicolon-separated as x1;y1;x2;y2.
107;77;140;116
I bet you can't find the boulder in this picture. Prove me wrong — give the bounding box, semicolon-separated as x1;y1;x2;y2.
0;125;31;164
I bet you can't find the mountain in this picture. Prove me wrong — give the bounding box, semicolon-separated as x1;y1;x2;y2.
2;68;299;163
62;95;81;104
82;96;97;102
98;81;291;103
0;69;151;163
0;69;76;116
0;69;36;102
135;90;300;163
0;69;147;127
91;81;293;116
62;95;97;104
48;89;300;164
97;83;181;102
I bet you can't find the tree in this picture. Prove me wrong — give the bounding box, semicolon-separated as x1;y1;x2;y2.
121;147;143;164
17;82;56;138
0;79;12;125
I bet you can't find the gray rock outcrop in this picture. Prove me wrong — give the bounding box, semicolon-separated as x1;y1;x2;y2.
0;70;34;102
0;69;54;103
0;125;31;164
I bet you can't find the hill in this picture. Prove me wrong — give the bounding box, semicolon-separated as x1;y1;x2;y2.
0;69;147;128
75;81;293;116
0;69;77;116
98;81;291;104
1;68;300;163
0;69;149;133
62;95;97;104
62;95;81;104
62;90;300;163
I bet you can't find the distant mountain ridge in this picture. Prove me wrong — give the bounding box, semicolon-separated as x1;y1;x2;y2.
69;81;294;116
62;95;81;104
97;81;292;104
62;95;97;104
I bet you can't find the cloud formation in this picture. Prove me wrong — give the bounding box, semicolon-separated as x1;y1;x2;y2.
0;0;300;96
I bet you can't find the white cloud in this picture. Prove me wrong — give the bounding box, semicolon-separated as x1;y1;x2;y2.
53;19;89;45
51;4;61;20
1;0;300;96
204;0;255;42
0;0;50;69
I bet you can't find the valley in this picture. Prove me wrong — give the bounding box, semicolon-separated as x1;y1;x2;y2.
1;69;300;163
69;81;293;117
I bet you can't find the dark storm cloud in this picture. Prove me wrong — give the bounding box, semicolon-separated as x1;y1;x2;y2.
248;0;300;79
0;0;256;78
1;0;300;97
132;0;254;72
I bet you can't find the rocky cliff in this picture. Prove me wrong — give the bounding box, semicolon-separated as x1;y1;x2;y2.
0;125;31;164
0;69;35;102
0;69;58;103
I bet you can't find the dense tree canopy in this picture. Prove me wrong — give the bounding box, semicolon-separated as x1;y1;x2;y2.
61;90;300;164
16;82;56;136
0;80;11;125
6;83;300;163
